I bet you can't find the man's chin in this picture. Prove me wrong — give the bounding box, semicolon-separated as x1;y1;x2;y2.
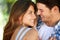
41;19;45;22
42;20;47;22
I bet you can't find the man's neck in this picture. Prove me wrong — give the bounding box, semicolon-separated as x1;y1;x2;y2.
44;20;60;27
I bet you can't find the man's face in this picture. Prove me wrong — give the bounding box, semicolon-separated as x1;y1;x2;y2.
37;3;53;22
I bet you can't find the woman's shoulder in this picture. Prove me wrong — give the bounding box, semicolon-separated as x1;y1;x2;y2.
26;28;38;35
11;27;38;40
10;26;21;40
23;28;38;40
11;26;28;40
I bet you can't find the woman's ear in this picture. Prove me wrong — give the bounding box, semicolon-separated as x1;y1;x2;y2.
19;15;23;25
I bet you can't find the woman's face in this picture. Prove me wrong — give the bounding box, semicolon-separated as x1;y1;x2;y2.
22;5;36;27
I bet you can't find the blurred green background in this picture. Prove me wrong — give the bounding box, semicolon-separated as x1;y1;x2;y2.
0;0;36;40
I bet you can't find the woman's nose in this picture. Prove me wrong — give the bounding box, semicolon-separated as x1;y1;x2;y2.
32;13;36;19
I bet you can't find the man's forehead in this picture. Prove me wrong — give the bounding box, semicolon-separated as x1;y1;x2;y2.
37;3;47;9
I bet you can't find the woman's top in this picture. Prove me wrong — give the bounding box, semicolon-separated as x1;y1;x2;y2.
11;26;38;40
16;27;32;40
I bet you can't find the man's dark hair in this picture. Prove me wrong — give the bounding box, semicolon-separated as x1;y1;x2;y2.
36;0;60;11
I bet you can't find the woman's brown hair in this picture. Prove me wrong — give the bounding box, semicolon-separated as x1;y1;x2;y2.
3;0;37;40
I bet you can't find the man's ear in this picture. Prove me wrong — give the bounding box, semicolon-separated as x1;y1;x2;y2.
51;6;59;14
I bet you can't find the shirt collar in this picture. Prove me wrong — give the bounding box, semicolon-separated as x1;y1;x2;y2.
55;21;60;29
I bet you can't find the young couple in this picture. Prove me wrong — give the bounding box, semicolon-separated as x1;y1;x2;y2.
3;0;60;40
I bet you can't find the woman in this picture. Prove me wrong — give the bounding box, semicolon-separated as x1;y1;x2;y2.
3;0;38;40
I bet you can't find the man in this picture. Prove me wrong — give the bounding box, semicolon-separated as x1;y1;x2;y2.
36;0;60;40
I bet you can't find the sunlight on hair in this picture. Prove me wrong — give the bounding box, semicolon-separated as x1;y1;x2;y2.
0;6;4;40
32;0;36;4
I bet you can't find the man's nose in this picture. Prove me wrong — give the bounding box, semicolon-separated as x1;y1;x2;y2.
37;10;41;15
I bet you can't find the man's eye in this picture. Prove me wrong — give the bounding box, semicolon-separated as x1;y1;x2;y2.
39;9;43;12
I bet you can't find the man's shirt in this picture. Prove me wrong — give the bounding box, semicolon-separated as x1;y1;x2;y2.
37;22;54;40
37;20;60;40
51;21;60;40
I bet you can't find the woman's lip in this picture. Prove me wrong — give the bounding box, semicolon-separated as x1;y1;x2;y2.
31;20;34;22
